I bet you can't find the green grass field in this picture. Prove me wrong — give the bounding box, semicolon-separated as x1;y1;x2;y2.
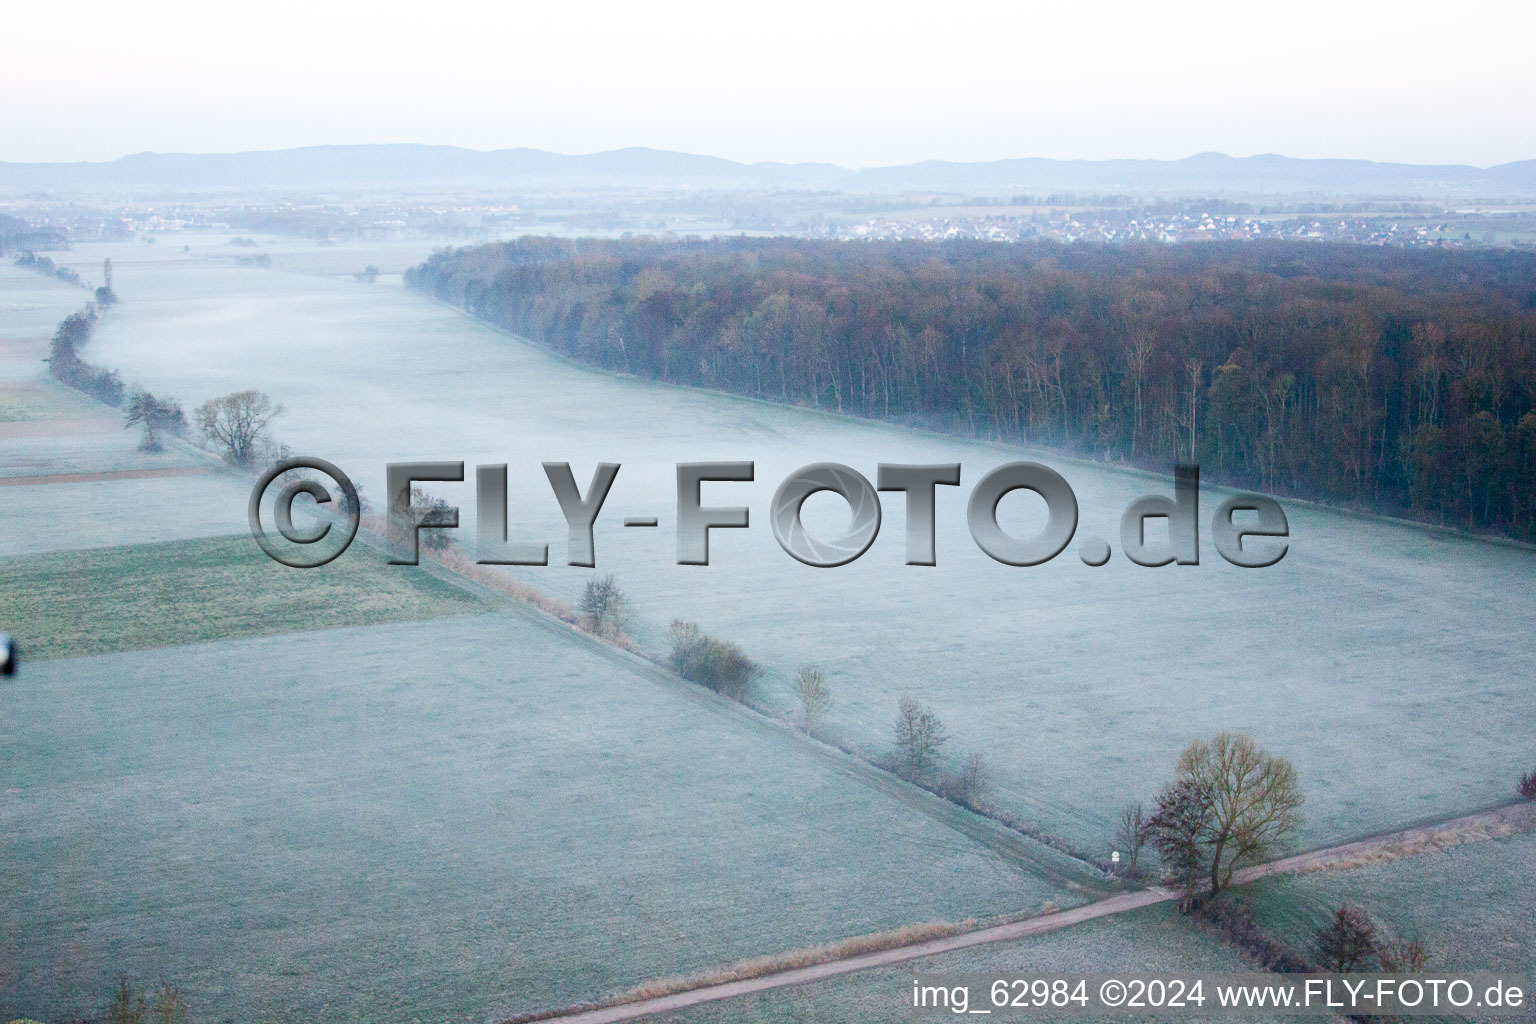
0;614;1087;1023
0;534;481;659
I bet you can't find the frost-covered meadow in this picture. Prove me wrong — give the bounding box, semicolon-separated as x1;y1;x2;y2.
0;614;1083;1022
1241;830;1536;977
2;232;1532;1021
652;903;1266;1024
0;259;251;554
71;233;1535;854
1;249;1095;1022
0;535;480;658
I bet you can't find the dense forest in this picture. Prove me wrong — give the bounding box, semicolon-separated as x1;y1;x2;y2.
407;237;1536;538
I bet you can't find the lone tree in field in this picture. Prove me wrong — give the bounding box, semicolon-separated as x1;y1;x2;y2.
1148;776;1215;910
1315;904;1379;972
1149;732;1302;905
195;389;283;466
893;695;948;782
792;665;832;732
1115;801;1149;874
123;388;186;450
578;574;626;635
952;751;990;808
1185;732;1302;896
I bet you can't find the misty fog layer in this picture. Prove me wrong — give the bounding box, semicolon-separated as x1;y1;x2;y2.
65;236;1532;852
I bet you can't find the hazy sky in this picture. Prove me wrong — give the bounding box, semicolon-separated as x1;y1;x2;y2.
4;0;1532;167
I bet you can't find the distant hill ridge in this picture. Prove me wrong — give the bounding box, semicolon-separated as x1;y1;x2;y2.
2;143;1533;197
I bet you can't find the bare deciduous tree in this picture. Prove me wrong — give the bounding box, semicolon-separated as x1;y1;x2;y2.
1150;734;1302;910
151;982;188;1024
1148;776;1213;910
108;976;145;1024
666;619;700;664
1178;731;1303;897
106;977;184;1024
1116;801;1148;873
195;389;283;466
792;665;832;732
953;751;989;808
893;695;948;782
1316;904;1379;972
578;575;627;635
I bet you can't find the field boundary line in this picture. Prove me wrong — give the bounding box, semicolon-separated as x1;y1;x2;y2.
335;520;1113;894
0;465;211;486
477;566;1108;891
1233;799;1536;883
522;801;1536;1024
517;888;1175;1024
